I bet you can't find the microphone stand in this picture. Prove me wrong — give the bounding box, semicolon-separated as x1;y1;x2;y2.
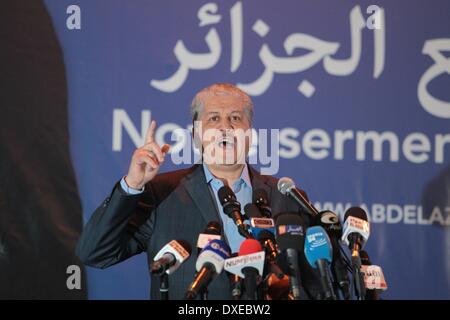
230;274;242;300
160;273;169;300
361;251;380;300
286;249;302;300
351;247;366;300
199;287;209;300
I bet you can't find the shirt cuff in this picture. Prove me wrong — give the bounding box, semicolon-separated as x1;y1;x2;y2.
120;177;145;195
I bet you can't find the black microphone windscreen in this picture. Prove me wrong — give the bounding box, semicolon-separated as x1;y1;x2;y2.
258;229;275;241
176;239;193;255
344;207;368;222
275;212;305;251
218;186;236;205
205;221;222;235
244;203;263;218
317;210;340;225
253;189;270;205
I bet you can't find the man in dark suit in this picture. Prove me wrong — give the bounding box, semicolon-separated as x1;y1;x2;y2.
76;83;321;299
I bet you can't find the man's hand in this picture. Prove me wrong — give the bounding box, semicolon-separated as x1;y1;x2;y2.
125;120;170;189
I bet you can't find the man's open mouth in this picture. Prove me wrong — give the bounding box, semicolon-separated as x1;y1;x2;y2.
217;136;235;149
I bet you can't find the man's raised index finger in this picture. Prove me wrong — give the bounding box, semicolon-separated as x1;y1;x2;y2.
145;120;156;143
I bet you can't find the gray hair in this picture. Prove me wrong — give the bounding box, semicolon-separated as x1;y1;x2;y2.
190;83;254;124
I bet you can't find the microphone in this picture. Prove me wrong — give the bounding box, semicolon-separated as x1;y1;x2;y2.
253;189;272;217
342;207;371;300
244;205;284;279
249;216;276;240
196;221;222;255
275;212;306;300
256;229;284;280
225;239;265;300
218;186;252;239
277;177;318;217
151;239;192;275
360;250;387;300
184;239;231;300
245;203;276;244
227;253;242;300
244;203;262;231
304;226;337;300
151;239;192;300
341;207;370;253
265;273;293;300
258;229;279;263
195;221;222;300
244;203;262;218
316;210;341;235
315;210;351;300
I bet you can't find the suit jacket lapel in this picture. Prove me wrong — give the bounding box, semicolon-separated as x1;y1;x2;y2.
183;164;221;225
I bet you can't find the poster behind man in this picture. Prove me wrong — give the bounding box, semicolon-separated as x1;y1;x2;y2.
1;0;448;299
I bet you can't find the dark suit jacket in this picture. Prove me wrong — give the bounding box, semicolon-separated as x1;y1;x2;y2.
76;164;322;300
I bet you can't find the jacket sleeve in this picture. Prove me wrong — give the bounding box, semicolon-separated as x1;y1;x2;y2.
75;181;156;269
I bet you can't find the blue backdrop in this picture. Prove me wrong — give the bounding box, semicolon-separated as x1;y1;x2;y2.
44;0;449;299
